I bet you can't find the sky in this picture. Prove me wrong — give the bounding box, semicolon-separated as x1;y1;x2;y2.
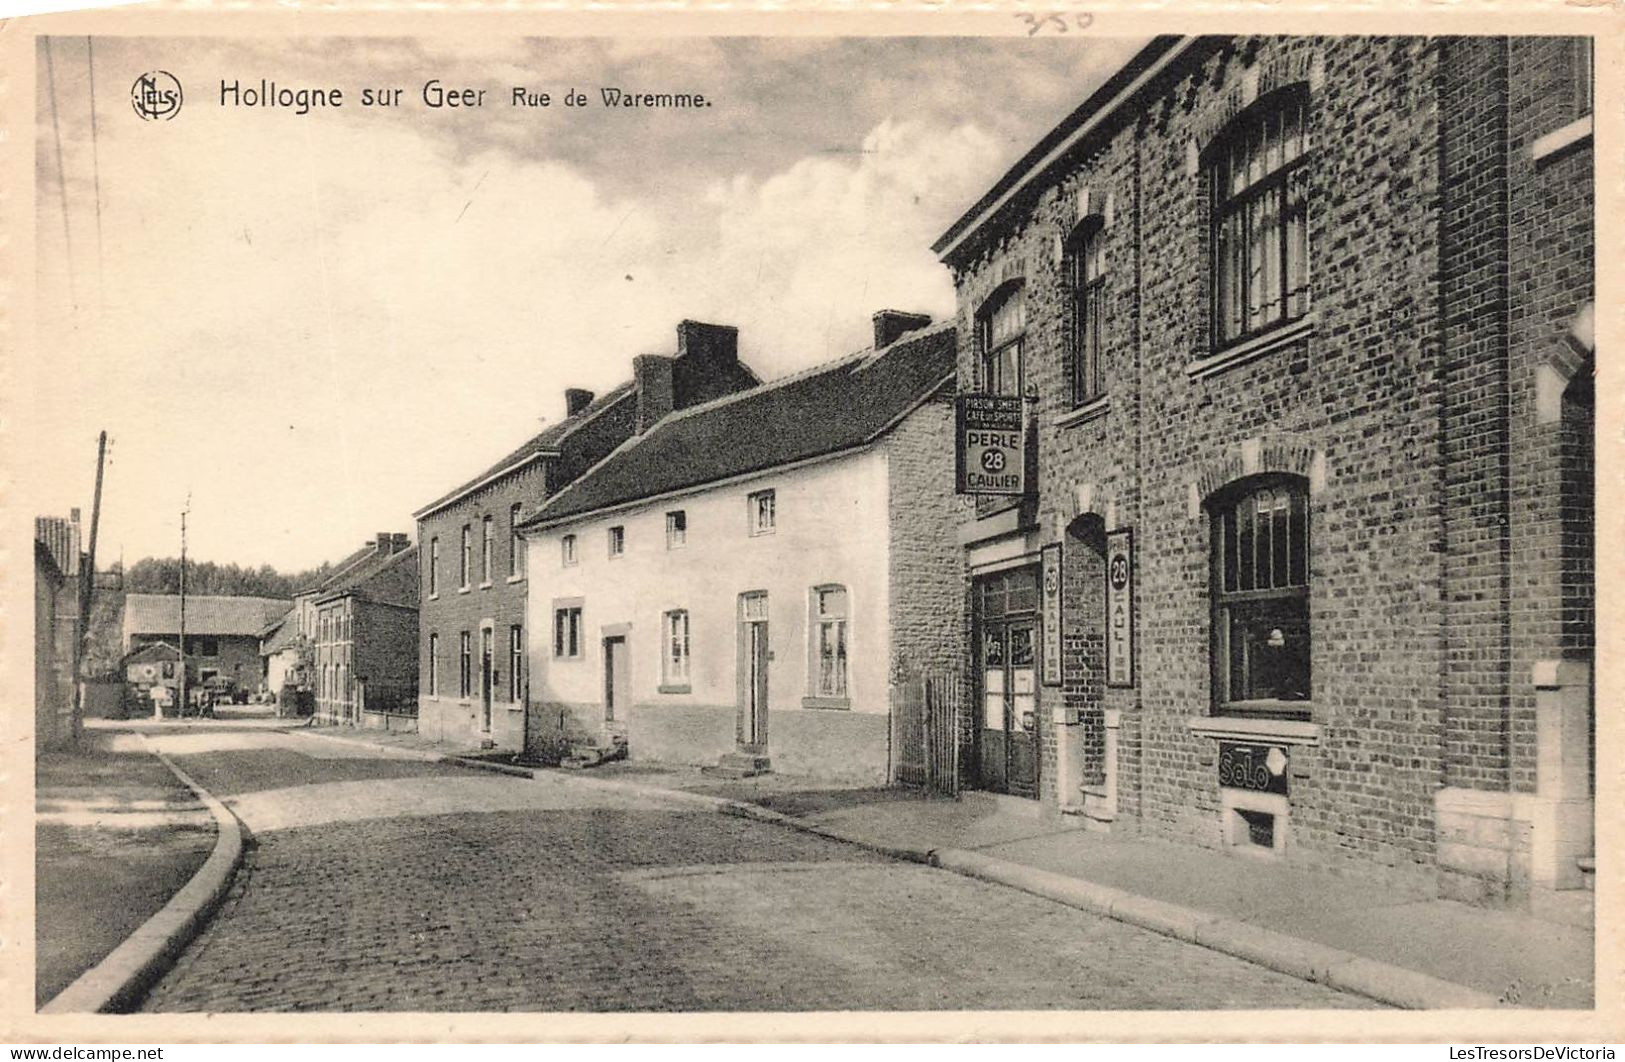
31;34;1147;572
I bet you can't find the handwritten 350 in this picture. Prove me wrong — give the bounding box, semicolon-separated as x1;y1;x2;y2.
1013;12;1096;35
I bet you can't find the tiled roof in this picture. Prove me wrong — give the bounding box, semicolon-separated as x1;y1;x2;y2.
123;640;180;665
122;594;291;638
527;323;956;527
315;545;419;609
296;544;376;594
413;383;636;519
259;611;302;655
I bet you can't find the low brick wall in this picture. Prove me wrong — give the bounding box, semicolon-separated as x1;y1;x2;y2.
361;710;419;734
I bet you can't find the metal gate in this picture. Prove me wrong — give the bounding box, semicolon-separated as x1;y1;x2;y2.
892;669;961;797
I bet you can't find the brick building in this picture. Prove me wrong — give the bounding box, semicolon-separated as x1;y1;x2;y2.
34;512;83;751
414;320;760;749
933;36;1593;910
520;312;959;781
313;543;420;728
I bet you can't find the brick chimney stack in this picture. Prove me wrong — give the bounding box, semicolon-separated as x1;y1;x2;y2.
634;355;675;434
375;533;393;553
872;310;933;350
391;533;410;553
676;320;738;367
565;388;595;417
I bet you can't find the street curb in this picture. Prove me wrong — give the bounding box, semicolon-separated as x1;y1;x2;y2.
274;728;1502;1009
928;848;1502;1010
40;738;246;1015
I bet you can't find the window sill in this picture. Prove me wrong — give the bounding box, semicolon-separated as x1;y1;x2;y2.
801;696;851;711
506;574;525;584
479;581;494;590
1186;714;1319;746
1531;114;1592;162
428;593;439;601
750;530;776;538
457;587;471;595
658;683;692;695
1188;314;1317;381
1055;395;1110;430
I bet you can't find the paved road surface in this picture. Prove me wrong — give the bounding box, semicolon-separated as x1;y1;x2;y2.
136;723;1369;1012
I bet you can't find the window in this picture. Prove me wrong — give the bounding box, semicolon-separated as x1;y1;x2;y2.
428;633;439;696
481;515;494;584
459;631;472;698
666;510;687;550
749;490;776;536
561;533;577;567
607;525;626;557
1067;221;1107;405
509;503;523;578
428;537;439;596
813;586;849;699
460;525;472;588
1209;88;1311;350
1574;37;1594;117
662;609;690;687
509;625;523;702
1211;476;1310;716
553;606;582;658
977;284;1026;396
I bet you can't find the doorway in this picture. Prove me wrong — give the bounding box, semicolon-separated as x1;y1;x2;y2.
603;635;629;724
738;592;769;751
480;627;494;733
974;567;1041;798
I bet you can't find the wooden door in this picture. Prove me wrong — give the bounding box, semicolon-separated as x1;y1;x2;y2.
480;628;494;732
603;636;629;723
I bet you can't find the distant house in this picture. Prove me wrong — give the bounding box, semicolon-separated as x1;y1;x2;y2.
312;544;420;728
122;640;187;714
520;312;960;781
122;594;289;695
262;533;413;702
34;511;84;752
414;319;760;750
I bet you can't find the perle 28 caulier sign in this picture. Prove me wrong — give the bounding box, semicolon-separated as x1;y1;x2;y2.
1105;528;1134;687
955;394;1025;496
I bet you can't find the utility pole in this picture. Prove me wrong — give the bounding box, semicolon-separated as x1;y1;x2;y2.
170;501;189;720
76;431;106;743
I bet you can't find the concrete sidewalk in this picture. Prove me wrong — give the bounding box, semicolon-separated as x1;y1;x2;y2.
786;794;1595;1009
280;725;1594;1009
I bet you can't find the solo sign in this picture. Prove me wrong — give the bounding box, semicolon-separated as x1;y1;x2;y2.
1106;528;1134;687
955;394;1024;496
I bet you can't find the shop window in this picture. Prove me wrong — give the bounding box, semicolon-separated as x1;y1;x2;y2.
662;609;690;687
553;606;582;659
810;586;849;701
1209;87;1312;351
1210;475;1311;717
977;283;1026;396
1066;219;1107;405
749;490;776;536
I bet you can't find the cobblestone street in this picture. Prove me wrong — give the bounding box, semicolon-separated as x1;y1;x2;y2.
139;724;1367;1012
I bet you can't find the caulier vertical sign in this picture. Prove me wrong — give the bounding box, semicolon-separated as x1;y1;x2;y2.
1106;529;1134;687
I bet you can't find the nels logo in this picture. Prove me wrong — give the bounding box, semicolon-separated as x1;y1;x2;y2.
131;71;182;120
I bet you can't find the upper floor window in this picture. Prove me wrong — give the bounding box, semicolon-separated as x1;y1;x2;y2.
662;609;691;687
509;503;524;578
666;510;687;550
1067;220;1107;405
481;515;494;584
561;534;577;567
460;525;472;588
428;536;440;596
1210;475;1310;717
749;490;776;536
607;525;626;558
1210;88;1311;351
977;284;1026;396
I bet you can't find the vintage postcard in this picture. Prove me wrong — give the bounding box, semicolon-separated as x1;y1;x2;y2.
2;0;1619;1045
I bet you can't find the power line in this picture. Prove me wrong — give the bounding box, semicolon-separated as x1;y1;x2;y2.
42;37;78;312
86;37;106;319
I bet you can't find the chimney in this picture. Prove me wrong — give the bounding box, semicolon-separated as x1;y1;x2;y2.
391;533;410;553
565;388;594;417
872;310;932;350
376;532;393;553
634;354;675;434
676;320;738;367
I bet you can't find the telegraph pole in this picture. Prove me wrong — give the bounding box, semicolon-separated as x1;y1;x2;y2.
175;502;189;720
76;431;106;742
